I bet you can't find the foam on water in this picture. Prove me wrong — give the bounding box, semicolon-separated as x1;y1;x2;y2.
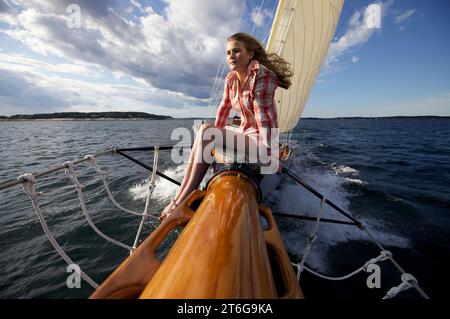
129;164;187;203
129;162;215;207
2;119;448;298
331;163;359;175
126;139;411;275
270;155;409;273
343;178;365;185
127;151;410;274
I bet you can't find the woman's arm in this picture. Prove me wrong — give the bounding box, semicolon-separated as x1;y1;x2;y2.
252;69;278;148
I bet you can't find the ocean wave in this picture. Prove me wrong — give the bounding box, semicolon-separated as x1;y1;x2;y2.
343;178;365;185
331;163;359;175
129;164;187;202
270;155;408;273
128;162;215;205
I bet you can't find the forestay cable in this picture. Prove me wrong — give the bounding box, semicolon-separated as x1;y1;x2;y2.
282;167;430;299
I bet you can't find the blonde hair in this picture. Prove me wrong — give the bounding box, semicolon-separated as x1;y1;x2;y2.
227;32;293;89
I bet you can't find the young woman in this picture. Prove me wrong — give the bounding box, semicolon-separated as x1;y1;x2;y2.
160;32;292;221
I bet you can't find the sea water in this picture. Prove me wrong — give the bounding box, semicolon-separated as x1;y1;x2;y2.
0;118;448;298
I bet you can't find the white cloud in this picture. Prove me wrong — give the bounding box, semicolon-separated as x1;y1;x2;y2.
0;0;244;104
0;54;209;117
322;1;393;75
351;56;360;63
125;6;133;14
326;8;373;67
129;0;144;13
0;52;102;77
250;7;273;28
394;9;416;25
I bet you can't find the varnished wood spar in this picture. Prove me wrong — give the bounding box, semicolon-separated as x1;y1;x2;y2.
139;172;302;298
90;170;303;299
139;173;274;298
259;205;303;298
89;191;202;299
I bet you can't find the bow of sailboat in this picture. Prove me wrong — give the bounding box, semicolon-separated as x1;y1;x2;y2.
90;0;345;299
0;0;436;300
91;169;303;299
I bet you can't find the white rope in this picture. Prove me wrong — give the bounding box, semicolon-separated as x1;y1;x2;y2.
295;197;327;280
63;161;132;251
361;226;430;299
18;173;99;289
84;154;158;220
130;146;160;254
383;273;419;299
283;170;430;298
287;190;430;298
292;250;392;281
292;226;430;298
291;215;430;298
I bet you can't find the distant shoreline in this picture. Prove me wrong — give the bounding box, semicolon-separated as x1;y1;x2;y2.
0;118;173;121
0;112;173;121
0;114;448;121
300;116;450;120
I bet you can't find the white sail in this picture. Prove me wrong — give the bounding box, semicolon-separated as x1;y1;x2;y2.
266;0;344;133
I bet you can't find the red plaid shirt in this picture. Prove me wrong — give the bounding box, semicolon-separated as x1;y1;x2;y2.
215;59;279;148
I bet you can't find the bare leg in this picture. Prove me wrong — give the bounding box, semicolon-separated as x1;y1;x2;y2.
160;124;210;219
173;124;207;201
160;125;271;221
174;138;210;203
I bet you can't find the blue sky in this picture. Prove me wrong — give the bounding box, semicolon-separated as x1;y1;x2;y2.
0;0;449;118
306;0;450;117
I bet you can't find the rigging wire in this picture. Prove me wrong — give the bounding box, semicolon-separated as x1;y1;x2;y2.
251;0;266;35
205;0;249;122
2;142;432;298
281;166;430;299
207;0;276;123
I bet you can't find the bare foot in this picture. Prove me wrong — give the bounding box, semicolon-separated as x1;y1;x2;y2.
160;199;178;222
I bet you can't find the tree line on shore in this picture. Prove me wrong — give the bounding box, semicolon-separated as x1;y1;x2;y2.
0;112;173;120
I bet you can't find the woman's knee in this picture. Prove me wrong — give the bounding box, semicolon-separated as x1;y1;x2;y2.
199;123;212;132
199;123;216;141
